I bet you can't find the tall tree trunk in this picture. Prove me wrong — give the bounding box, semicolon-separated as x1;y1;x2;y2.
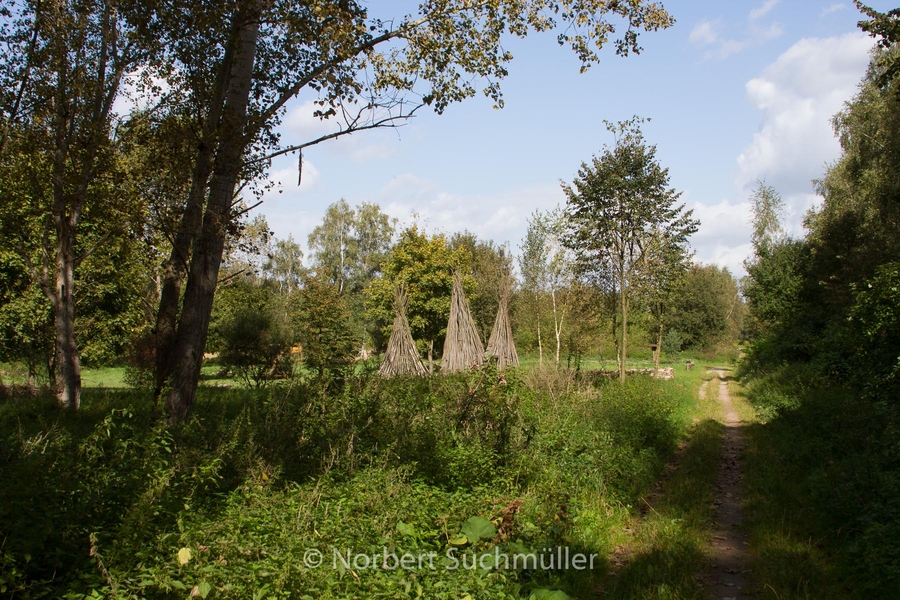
654;322;663;372
610;290;619;374
551;288;561;364
537;320;543;366
46;354;55;389
27;361;36;390
53;214;81;409
619;269;627;383
49;62;81;409
164;10;260;420
153;36;237;401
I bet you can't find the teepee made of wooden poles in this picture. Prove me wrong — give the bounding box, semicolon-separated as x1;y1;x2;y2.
486;276;519;369
379;286;427;377
441;271;484;372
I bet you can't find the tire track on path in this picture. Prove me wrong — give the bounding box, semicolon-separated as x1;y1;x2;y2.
703;369;751;600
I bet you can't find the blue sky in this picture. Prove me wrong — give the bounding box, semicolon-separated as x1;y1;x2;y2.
258;0;894;276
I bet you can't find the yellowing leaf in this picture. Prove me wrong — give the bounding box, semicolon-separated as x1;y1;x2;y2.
178;547;192;565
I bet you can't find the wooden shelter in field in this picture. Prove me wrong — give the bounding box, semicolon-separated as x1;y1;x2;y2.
486;277;519;369
441;271;484;372
379;287;427;377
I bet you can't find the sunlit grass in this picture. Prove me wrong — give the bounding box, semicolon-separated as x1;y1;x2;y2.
598;368;724;600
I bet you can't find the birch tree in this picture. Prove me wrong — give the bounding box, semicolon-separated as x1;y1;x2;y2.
518;208;573;365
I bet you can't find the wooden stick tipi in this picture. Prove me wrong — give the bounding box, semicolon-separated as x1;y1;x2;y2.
441;271;484;372
379;286;427;377
486;276;519;369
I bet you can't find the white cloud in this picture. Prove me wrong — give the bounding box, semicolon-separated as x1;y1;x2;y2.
376;174;564;248
715;32;873;273
713;39;752;60
688;199;754;276
683;32;873;275
688;13;784;60
821;3;848;17
736;32;873;197
749;0;780;21
689;20;719;45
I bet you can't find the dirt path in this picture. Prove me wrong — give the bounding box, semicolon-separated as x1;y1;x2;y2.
704;369;750;599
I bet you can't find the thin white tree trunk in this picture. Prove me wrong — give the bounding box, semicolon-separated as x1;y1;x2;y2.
537;320;543;366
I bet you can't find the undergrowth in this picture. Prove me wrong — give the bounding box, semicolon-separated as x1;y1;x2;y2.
0;365;697;599
737;363;900;598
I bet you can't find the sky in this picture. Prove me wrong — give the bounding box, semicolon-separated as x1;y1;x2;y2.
256;0;895;277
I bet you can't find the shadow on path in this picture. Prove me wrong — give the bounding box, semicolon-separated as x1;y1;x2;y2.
597;368;755;600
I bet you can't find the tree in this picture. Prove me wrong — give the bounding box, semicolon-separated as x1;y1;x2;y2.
748;181;785;256
741;181;810;351
308;200;395;294
0;0;155;408
366;225;473;372
855;2;900;87
0;251;53;385
517;211;550;361
147;0;675;419
308;199;355;293
352;202;397;291
517;208;573;365
265;235;305;293
293;275;357;381
635;228;691;369
668;264;741;353
563;118;697;381
216;280;292;388
308;200;394;358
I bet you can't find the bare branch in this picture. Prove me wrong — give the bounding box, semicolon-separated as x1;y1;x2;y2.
246;102;424;166
231;199;263;218
217;269;246;285
73;231;113;268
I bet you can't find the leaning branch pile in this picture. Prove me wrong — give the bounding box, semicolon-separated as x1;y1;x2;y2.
486;276;519;369
442;271;484;372
379;286;427;377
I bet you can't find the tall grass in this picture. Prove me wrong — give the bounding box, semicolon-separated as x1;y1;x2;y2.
1;366;700;599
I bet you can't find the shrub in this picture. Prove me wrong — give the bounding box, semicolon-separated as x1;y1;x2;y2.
220;302;293;388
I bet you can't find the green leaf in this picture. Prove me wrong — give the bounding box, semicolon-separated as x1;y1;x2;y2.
529;590;575;600
396;521;417;537
461;516;496;543
196;581;212;598
448;533;469;546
